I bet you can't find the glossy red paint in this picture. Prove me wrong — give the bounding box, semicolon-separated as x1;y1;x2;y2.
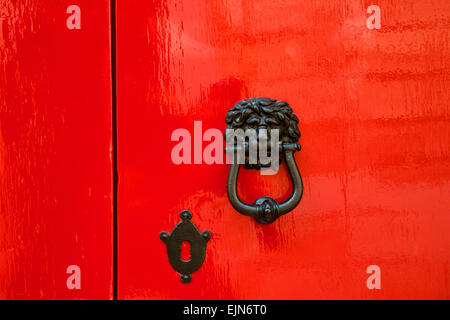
117;0;450;299
1;0;449;300
0;1;113;299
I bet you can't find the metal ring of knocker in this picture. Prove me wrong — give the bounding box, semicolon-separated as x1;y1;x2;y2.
225;98;303;224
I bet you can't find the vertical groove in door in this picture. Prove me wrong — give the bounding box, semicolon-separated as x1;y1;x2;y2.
111;0;118;300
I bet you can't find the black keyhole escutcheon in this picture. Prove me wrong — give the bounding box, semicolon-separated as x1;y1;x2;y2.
160;210;211;283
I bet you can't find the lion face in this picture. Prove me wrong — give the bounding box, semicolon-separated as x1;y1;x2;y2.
225;97;301;169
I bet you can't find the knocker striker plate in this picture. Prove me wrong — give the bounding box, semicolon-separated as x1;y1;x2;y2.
225;97;304;224
160;210;211;283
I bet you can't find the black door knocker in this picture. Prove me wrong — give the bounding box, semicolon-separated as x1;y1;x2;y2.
225;97;303;224
160;210;211;283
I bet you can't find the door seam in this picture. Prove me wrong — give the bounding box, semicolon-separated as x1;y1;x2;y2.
110;0;118;301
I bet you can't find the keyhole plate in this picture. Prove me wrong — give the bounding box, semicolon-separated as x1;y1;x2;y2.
160;210;211;283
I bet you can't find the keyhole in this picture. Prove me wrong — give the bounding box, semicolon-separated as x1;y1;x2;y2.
180;241;191;262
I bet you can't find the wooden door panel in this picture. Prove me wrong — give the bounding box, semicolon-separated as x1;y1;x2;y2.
0;0;113;299
116;0;450;299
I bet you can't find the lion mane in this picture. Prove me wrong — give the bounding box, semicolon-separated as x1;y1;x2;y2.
225;97;300;143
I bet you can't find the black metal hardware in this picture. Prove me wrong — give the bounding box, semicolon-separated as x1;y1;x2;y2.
225;97;303;224
159;210;211;283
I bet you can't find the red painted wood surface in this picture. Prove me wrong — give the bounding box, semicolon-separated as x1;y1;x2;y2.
117;0;450;299
0;1;113;299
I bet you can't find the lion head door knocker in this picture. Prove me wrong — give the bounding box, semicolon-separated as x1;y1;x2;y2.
225;97;303;224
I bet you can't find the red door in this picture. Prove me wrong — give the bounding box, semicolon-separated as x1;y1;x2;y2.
1;0;449;300
0;1;113;299
116;0;450;299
